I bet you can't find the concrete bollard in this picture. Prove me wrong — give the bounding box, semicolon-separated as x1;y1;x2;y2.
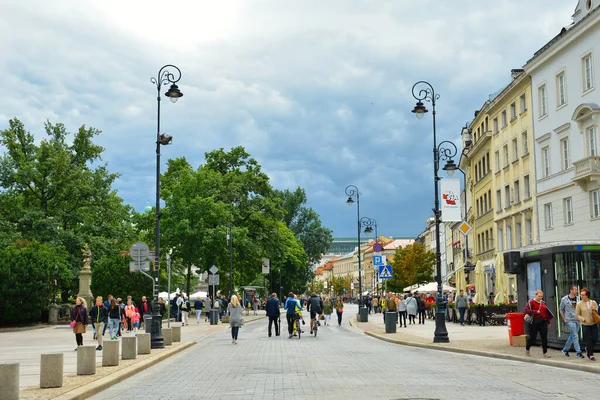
77;346;96;375
48;303;59;325
0;363;19;400
163;328;172;346
137;333;151;355
121;336;137;360
172;326;182;342
40;353;63;388
102;340;119;367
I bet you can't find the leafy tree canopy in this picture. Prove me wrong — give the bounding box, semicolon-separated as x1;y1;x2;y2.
387;242;435;293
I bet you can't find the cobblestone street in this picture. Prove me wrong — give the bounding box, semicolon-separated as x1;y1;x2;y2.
88;307;597;400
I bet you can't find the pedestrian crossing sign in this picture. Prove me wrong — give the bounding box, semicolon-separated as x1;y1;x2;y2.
379;265;392;279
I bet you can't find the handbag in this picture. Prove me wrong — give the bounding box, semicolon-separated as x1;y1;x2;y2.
593;309;600;324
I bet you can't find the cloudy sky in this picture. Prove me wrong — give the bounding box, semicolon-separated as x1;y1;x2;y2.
0;0;574;238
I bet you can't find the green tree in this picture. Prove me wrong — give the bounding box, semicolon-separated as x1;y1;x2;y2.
387;242;435;292
0;240;70;325
90;252;153;304
0;118;136;299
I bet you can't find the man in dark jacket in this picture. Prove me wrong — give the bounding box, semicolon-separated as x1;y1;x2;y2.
306;293;323;335
265;293;281;337
89;296;108;351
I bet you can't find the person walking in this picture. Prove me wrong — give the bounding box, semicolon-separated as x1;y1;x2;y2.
576;287;598;361
252;296;260;316
385;292;397;325
157;297;166;318
194;297;203;324
372;296;379;314
524;289;554;358
107;298;121;340
70;297;88;350
417;295;426;324
284;292;300;338
124;299;135;332
397;294;407;328
139;296;151;330
405;293;418;325
89;296;108;350
335;297;344;326
265;293;280;337
204;296;212;322
456;289;469;326
180;296;190;326
228;295;244;344
101;294;113;337
559;285;584;358
131;308;141;336
322;297;333;326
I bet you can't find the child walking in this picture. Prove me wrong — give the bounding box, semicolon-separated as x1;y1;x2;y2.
131;308;141;336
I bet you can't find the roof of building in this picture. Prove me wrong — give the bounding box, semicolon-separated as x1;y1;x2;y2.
315;266;325;275
384;238;415;250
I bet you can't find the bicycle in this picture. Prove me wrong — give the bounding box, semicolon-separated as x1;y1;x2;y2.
293;312;304;339
311;315;319;337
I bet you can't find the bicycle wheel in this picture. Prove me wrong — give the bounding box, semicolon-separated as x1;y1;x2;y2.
313;321;317;337
297;319;301;339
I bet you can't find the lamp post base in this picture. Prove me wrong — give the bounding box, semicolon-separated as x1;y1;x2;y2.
150;301;165;349
433;307;449;343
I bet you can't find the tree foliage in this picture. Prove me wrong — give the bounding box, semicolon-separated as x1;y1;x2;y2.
387;243;435;292
90;253;153;304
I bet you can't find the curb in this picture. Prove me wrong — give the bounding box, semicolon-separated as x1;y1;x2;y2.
51;341;195;400
351;318;600;375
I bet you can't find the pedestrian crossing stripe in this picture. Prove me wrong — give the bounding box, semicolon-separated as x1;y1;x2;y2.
379;265;392;278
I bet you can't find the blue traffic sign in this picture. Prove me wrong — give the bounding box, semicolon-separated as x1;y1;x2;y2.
373;255;383;266
379;265;392;279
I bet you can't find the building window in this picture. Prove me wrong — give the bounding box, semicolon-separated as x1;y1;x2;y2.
564;197;574;225
539;84;547;117
485;230;489;251
493;118;499;134
582;53;594;92
501;110;507;127
522;131;529;155
515;222;522;248
512;138;519;161
476;199;480;217
506;225;513;250
495;150;500;172
497;227;504;252
503;144;509;167
496;189;502;211
525;218;533;245
544;203;553;229
556;72;567;106
514;179;520;204
560;137;570;170
592;190;600;218
524;175;531;199
488;189;492;211
542;146;550;177
510;102;517;120
520;94;527;113
587;126;598;156
505;185;511;208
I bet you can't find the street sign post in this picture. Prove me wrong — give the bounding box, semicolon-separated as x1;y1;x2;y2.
129;242;151;272
379;265;392;279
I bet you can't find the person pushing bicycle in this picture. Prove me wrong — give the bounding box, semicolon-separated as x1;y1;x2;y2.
307;293;323;335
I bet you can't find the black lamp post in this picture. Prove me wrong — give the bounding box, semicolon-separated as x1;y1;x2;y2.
345;184;366;312
411;80;459;343
362;217;379;293
228;198;239;298
149;64;183;349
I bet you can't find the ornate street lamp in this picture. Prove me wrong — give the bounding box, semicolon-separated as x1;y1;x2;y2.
360;217;378;293
149;64;183;349
411;80;459;343
345;184;367;320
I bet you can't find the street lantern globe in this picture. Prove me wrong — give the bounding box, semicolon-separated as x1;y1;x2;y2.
462;126;473;148
165;83;183;103
412;101;428;119
364;226;373;234
443;158;457;177
158;133;173;145
346;196;355;206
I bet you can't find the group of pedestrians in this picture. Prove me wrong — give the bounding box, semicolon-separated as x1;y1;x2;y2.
375;292;427;327
70;294;164;351
526;286;598;361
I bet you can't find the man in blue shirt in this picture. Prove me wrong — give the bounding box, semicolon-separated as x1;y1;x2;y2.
265;293;281;337
284;292;301;339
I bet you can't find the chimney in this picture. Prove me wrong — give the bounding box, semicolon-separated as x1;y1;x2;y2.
511;68;525;80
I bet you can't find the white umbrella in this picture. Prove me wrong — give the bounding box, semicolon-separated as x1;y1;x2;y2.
455;267;467;294
410;282;455;294
190;291;208;300
494;253;509;304
403;283;422;292
473;260;488;305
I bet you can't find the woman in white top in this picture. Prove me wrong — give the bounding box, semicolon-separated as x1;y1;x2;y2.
397;295;407;328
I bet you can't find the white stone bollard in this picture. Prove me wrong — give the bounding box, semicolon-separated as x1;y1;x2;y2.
0;363;19;400
102;340;120;367
77;346;96;375
137;333;151;355
163;328;172;346
121;336;137;360
40;353;63;388
172;326;182;342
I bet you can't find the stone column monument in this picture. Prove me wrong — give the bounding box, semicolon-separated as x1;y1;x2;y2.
78;244;93;308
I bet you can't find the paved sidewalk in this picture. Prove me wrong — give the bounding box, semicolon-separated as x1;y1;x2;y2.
0;311;266;399
350;311;600;374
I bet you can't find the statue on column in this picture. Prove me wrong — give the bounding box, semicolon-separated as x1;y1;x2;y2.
78;243;93;308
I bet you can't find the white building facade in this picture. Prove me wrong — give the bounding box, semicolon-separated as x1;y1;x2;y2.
525;1;600;243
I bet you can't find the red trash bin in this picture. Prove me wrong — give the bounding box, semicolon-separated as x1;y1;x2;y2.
505;312;526;345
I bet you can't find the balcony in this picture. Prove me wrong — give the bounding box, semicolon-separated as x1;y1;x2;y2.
572;156;600;190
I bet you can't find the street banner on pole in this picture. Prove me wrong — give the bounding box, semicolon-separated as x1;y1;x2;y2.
262;258;270;274
324;281;328;289
441;178;462;222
